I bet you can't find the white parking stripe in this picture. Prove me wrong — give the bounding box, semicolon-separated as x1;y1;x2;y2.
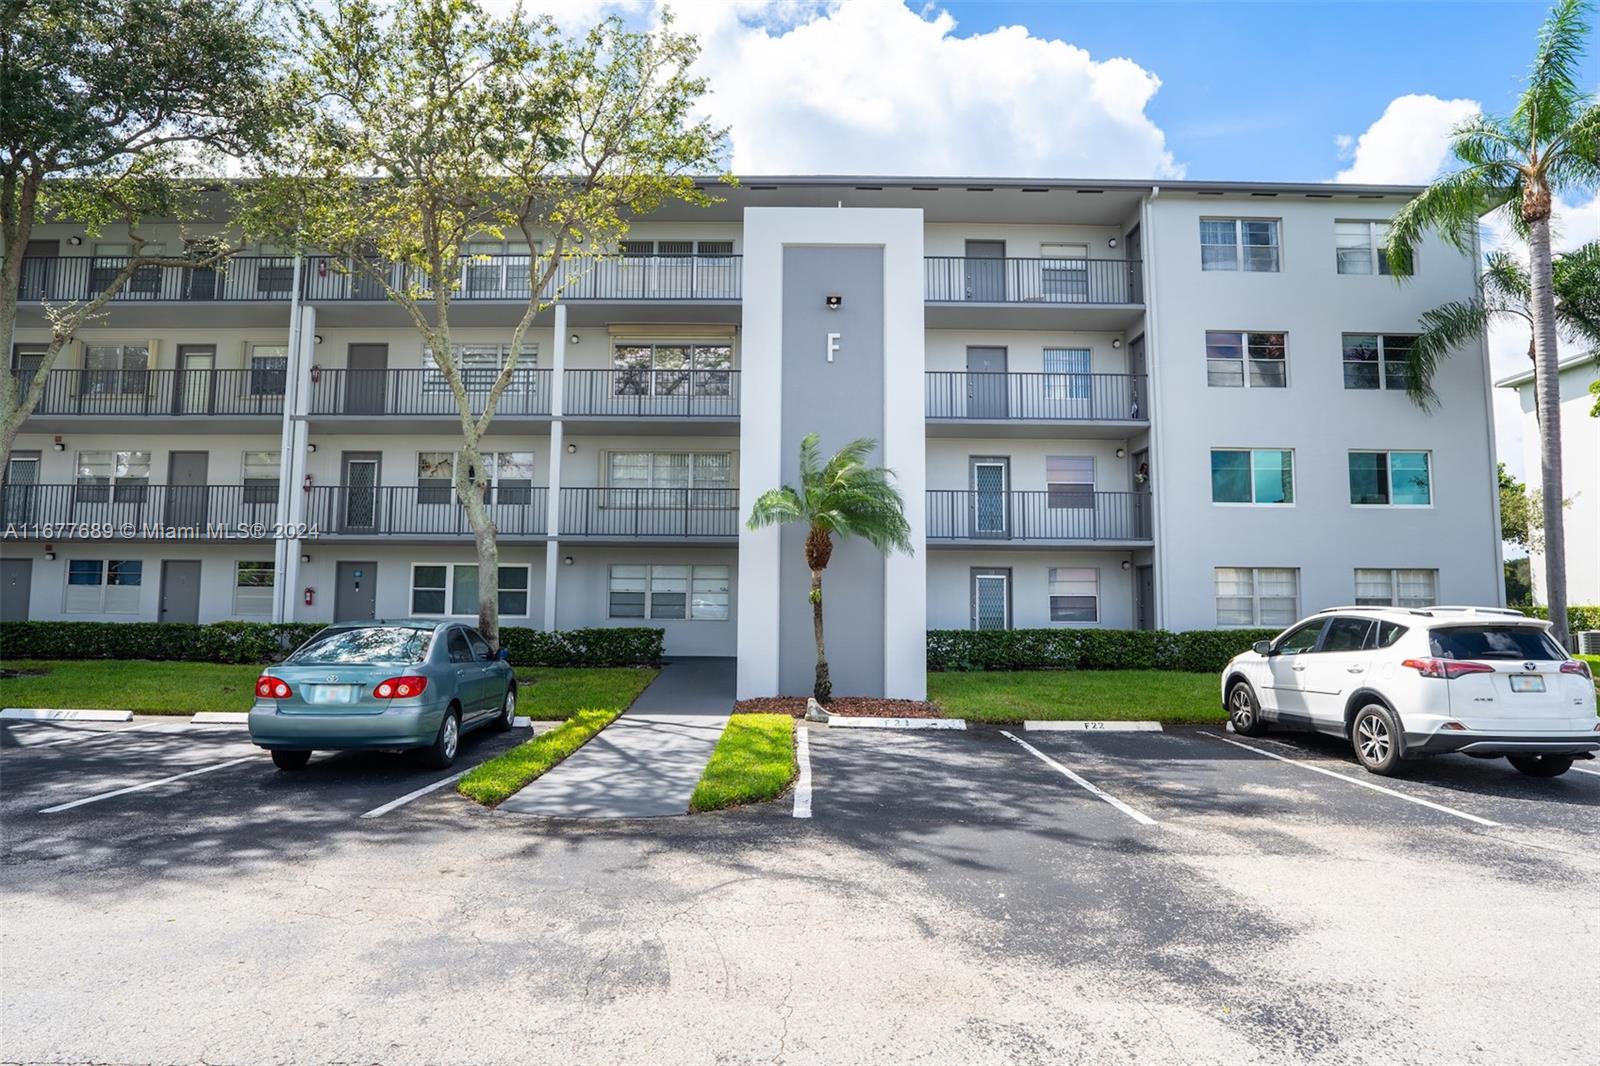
1199;732;1501;828
28;722;161;748
1000;730;1157;826
39;756;258;814
1570;765;1600;778
360;769;472;819
793;725;813;819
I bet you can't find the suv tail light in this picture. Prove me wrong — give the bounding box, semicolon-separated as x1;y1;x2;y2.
1560;660;1592;680
1401;658;1496;680
256;676;293;699
374;676;428;699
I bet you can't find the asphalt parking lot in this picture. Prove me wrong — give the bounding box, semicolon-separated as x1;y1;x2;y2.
2;715;1596;1065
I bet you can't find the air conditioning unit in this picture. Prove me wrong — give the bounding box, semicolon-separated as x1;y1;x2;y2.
1577;631;1600;655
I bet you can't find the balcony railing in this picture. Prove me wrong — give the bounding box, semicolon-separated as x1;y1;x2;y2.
14;369;284;417
559;487;739;539
0;484;283;537
305;485;548;537
926;372;1147;421
307;368;550;417
925;257;1142;305
16;254;742;303
563;369;740;418
926;490;1152;542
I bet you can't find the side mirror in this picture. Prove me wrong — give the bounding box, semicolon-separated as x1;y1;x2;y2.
496;648;510;662
1252;640;1273;657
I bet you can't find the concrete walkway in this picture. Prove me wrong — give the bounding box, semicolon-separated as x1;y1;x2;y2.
497;659;734;819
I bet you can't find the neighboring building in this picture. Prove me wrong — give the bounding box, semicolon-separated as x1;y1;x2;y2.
1;177;1504;699
1498;353;1600;606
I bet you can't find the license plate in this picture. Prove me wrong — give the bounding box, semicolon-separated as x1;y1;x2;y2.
307;684;358;704
1510;675;1545;693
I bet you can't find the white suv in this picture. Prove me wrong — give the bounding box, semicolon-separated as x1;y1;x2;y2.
1220;606;1599;776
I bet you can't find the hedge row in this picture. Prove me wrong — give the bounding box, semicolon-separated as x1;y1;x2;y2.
927;628;1281;674
0;620;664;667
1515;605;1600;633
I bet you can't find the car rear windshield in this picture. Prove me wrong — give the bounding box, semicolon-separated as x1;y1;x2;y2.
1428;626;1563;661
288;626;431;665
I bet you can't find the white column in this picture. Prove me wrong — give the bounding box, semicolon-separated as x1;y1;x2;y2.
543;303;567;632
281;304;315;620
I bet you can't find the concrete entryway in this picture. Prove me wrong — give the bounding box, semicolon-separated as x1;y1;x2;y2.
497;658;734;818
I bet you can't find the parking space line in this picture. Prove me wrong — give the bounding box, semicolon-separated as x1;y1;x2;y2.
39;755;259;814
1198;732;1500;828
360;769;472;819
793;725;813;819
27;722;161;748
1570;765;1600;778
1000;730;1157;826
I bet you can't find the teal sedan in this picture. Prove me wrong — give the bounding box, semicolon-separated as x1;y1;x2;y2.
248;620;516;771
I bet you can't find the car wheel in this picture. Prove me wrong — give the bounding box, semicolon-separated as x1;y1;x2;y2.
271;749;311;771
423;707;461;769
1508;754;1574;778
1350;703;1405;776
1226;682;1267;737
493;684;517;732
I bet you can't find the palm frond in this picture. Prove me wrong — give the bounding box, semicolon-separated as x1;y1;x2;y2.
1515;0;1593;143
745;434;912;557
1386;165;1513;276
1408;298;1492;410
1553;239;1600;355
1482;249;1531;304
746;486;804;531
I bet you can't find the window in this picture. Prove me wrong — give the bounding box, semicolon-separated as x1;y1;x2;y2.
417;451;536;506
1043;347;1091;400
243;451;280;505
1348;450;1431;506
81;344;149;395
1356;568;1439;607
64;559;141;614
1045;455;1095;509
234;561;275;616
608;563;728;620
612;342;733;397
446;628;474;663
248;345;288;396
422;343;538;394
1205;331;1286;388
91;243;162;295
462;239;533;295
411;564;531;617
606;450;734;506
1211;449;1294;504
255;245;295;297
1200;218;1280;272
1275;619;1326;654
417;452;454;506
1040;243;1090;300
1048;567;1099;623
465;629;493;661
1320;616;1375;653
1215;567;1299;627
75;450;150;503
1335;221;1394;275
1341;333;1415;391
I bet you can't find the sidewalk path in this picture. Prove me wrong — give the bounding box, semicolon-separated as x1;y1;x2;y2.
497;659;734;818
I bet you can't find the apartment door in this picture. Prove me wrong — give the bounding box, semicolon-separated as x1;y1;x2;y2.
159;560;202;623
1124;225;1143;302
1135;565;1154;631
970;457;1010;539
971;568;1011;631
165;451;210;528
340;452;381;532
19;239;57;300
964;240;1005;301
334;561;378;622
183;239;220;300
1;558;32;621
965;346;1009;419
345;343;389;415
3;451;39;525
174;345;216;415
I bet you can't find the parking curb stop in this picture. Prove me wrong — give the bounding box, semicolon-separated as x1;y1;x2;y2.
1;708;134;722
826;717;967;730
1023;721;1163;732
192;712;250;725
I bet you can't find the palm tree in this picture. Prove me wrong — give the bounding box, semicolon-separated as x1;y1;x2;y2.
747;433;912;705
1386;0;1600;651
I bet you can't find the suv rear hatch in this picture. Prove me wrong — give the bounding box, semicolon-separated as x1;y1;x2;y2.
1426;623;1592;732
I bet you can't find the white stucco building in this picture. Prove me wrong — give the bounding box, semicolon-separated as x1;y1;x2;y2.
2;177;1505;698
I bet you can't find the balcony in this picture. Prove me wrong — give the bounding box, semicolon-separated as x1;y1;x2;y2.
563;369;740;427
304;486;548;538
15;369;284;433
1;484;283;539
307;368;551;422
559;487;739;541
926;489;1153;546
926;372;1147;437
924;256;1143;329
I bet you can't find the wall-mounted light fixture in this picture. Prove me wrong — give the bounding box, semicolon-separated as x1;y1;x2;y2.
43;544;56;561
569;333;580;345
1115;447;1126;459
1107;237;1119;249
313;334;324;345
1121;559;1132;571
562;555;574;566
307;443;317;453
825;295;842;310
67;235;82;246
1111;338;1122;349
566;442;577;454
52;435;65;452
300;553;312;564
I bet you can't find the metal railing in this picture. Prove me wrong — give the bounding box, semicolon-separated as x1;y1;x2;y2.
0;484;283;536
13;369;284;417
307;368;551;417
926;372;1147;421
926;489;1152;542
924;257;1142;305
563;369;740;418
559;487;739;538
304;485;548;537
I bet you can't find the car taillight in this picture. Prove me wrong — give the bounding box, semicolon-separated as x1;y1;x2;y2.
1401;658;1496;679
1560;660;1592;680
256;676;292;699
374;676;428;699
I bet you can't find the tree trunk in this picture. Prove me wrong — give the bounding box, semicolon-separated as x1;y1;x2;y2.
1526;215;1569;650
455;442;501;650
810;568;831;704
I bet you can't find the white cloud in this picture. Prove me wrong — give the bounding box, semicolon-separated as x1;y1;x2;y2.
1334;94;1480;184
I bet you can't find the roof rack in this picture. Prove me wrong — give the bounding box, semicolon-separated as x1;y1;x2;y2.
1418;605;1529;618
1311;605;1529;619
1312;605;1432;616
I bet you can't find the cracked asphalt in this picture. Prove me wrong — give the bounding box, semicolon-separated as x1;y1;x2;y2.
1;716;1597;1065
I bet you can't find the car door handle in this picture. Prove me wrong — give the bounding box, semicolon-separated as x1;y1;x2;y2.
1347;666;1365;674
1291;664;1306;672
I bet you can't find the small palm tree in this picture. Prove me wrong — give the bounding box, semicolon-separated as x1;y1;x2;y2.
747;433;912;705
1386;0;1599;650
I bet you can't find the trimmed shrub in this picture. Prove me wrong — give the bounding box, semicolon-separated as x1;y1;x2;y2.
927;627;1280;674
498;626;664;667
1517;605;1600;634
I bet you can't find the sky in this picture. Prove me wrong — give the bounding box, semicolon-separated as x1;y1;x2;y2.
531;0;1599;476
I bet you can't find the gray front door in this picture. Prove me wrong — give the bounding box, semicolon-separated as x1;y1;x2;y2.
159;560;201;623
964;240;1005;301
1124;225;1143;302
334;561;378;622
174;345;216;415
1136;565;1154;630
340;452;381;531
1;558;32;620
966;346;1008;419
166;451;209;527
19;239;57;300
1128;334;1146;419
345;343;389;415
972;568;1011;631
970;457;1010;539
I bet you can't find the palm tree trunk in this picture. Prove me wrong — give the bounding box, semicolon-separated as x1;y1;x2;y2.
810;569;831;704
1527;216;1569;651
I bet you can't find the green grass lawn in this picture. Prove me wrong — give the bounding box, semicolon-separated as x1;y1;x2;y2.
0;660;263;714
513;666;657;719
457;708;620;806
928;670;1224;725
690;714;796;813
